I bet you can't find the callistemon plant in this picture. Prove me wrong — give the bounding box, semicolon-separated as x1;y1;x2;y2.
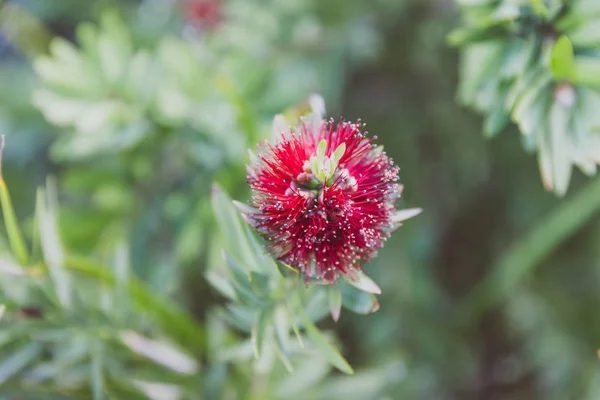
245;117;421;285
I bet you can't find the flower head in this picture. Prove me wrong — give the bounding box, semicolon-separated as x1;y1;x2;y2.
183;0;221;29
246;118;413;283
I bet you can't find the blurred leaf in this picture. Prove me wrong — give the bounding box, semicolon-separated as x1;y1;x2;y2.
571;56;600;86
531;0;549;17
91;343;105;400
205;270;238;301
119;331;198;375
37;182;71;307
550;35;574;79
222;250;268;308
548;102;572;197
64;255;205;354
391;208;422;224
340;283;379;315
213;185;279;275
346;270;382;295
0;2;52;58
328;286;342;322
252;308;271;359
0;137;29;266
0;342;43;385
569;20;600;47
295;299;353;374
212;185;260;271
462;175;600;320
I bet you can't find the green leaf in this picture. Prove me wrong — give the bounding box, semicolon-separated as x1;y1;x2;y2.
222;250;268;308
332;143;346;164
272;306;293;371
0;342;43;385
317;139;327;161
391;208;423;224
568;20;600;48
119;331;199;374
205;270;238;301
0;137;29;266
328;286;342;322
447;25;506;47
241;222;279;277
64;255;205;355
531;0;549;17
252;309;271;359
91;343;105;400
340;283;380;315
460;174;600;321
0;304;5;321
296;304;353;374
215;73;260;143
274;351;330;397
212;185;264;273
346;270;382;295
515;92;549;136
286;301;304;348
273;339;294;373
512;72;552;122
37;182;71;307
550;35;574;79
571;56;600;86
548;101;573;196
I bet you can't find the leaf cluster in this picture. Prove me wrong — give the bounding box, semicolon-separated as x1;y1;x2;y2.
451;0;600;196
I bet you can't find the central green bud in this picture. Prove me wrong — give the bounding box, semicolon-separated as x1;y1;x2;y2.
308;139;346;186
286;139;357;198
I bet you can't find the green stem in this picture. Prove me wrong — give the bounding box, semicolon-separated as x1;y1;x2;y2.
460;176;600;322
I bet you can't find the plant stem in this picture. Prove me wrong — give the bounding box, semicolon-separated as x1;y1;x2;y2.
459;176;600;323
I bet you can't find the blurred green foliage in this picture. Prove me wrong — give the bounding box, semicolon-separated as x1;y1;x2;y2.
451;0;600;196
0;0;600;399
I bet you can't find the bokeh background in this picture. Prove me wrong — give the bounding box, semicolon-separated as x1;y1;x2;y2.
1;0;600;399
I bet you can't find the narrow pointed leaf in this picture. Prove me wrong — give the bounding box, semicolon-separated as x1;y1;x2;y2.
252;309;270;359
328;286;342;322
0;342;43;385
120;331;198;374
347;270;382;295
391;208;423;223
0;137;28;266
91;344;105;400
212;185;264;272
296;306;353;374
37;184;71;307
341;283;380;314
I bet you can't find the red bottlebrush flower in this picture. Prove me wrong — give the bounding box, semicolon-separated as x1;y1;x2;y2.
246;118;410;283
183;0;221;29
